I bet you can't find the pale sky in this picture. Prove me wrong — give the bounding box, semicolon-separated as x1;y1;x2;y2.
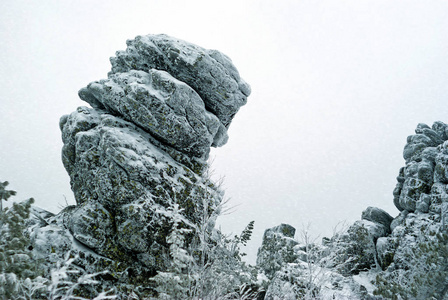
1;0;447;263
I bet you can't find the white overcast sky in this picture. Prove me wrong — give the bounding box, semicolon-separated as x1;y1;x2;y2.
1;0;447;263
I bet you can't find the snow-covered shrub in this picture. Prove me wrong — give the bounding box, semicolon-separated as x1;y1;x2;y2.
0;193;46;299
0;181;16;217
152;204;195;299
151;199;259;299
47;252;117;300
189;222;259;299
262;223;370;300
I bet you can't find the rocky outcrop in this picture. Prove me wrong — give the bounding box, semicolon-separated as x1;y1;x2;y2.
394;122;448;212
17;32;447;300
258;122;448;299
109;34;251;128
29;34;250;298
372;122;448;299
256;224;298;280
257;224;370;299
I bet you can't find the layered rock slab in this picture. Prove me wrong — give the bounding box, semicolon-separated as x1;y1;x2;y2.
109;34;251;128
79;69;226;158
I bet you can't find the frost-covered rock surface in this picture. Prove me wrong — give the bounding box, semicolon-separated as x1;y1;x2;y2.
256;224;298;280
258;122;448;299
78;69;226;157
109;34;250;128
27;34;250;298
373;121;448;299
12;33;448;299
257;224;370;299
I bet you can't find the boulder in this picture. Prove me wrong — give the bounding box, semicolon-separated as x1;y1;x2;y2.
79;69;227;158
256;224;298;279
59;106;222;271
327;220;388;276
361;206;393;232
397;161;433;212
109;34;251;127
375;236;398;270
67;202;115;254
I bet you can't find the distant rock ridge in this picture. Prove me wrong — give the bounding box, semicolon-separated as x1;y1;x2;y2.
257;121;448;299
28;34;250;298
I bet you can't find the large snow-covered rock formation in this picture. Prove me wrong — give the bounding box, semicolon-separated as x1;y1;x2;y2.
17;33;447;300
28;34;250;298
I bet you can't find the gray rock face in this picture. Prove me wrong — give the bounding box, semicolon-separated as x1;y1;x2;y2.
394;122;448;212
375;236;398;269
389;209;408;232
109;34;251;128
361;206;393;233
59;102;223;274
258;122;448;299
29;34;250;298
256;224;298;279
372;122;448;298
79;69;227;158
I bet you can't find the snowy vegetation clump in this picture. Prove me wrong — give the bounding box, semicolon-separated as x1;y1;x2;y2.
0;186;117;299
2;34;448;299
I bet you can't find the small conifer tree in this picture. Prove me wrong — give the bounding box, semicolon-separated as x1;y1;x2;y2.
152;204;194;299
0;190;43;298
0;181;17;225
